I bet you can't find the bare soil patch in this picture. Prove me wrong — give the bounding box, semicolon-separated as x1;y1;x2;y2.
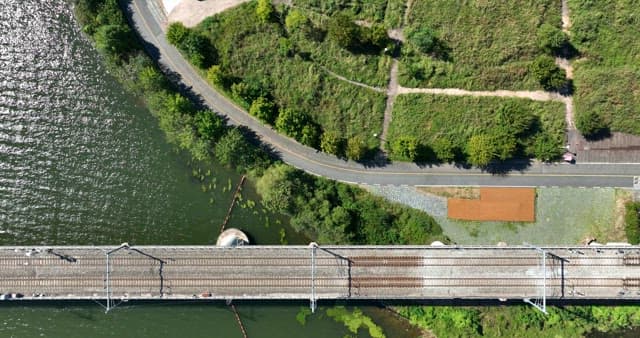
418;186;480;200
166;0;250;27
448;188;536;222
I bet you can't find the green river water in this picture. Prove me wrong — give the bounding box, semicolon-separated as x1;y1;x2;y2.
0;1;420;337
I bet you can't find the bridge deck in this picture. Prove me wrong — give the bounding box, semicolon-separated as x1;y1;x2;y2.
1;246;639;301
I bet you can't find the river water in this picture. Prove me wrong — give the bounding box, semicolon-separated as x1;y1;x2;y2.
0;1;420;337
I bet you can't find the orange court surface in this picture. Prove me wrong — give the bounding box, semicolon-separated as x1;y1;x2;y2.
447;187;536;222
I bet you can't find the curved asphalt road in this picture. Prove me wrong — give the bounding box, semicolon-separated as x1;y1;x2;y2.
126;0;639;188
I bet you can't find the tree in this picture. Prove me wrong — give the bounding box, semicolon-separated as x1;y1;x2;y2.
138;66;167;93
537;23;569;54
194;110;226;142
576;110;607;137
275;108;308;138
94;24;135;59
466;134;496;167
256;163;297;212
300;123;320;148
166;22;189;45
214;127;254;170
364;24;389;49
320;131;345;156
346;135;367;161
530;55;567;91
328;13;359;49
391;136;419;161
249;96;276;124
256;0;273;23
407;27;437;54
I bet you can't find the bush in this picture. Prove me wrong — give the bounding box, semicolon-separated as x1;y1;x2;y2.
285;9;309;33
328;13;360;49
166;22;189;45
320;131;345;156
466;134;495;167
249;96;277;124
532;132;561;162
391;136;419;161
406;27;437;54
530;55;567;91
576;110;607;138
256;0;273;23
206;65;225;87
346;135;367;161
625;202;640;244
536;23;568;54
94;24;136;59
432;138;455;163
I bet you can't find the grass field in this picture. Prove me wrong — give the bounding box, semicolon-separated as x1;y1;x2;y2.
293;0;406;28
386;94;566;162
400;0;562;90
196;2;386;143
569;0;640;135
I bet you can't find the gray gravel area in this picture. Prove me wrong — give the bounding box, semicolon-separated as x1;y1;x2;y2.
362;184;447;218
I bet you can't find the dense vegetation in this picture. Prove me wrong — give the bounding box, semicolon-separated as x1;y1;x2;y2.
293;0;406;28
398;305;640;337
180;2;391;160
625;202;640;245
387;95;566;165
400;0;562;91
74;0;444;246
569;0;640;137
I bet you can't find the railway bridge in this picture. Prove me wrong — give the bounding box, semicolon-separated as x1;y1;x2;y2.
1;244;640;313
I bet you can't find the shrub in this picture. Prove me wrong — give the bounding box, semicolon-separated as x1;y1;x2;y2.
532;132;561;162
206;65;225;87
94;24;136;59
536;23;568;54
249;96;277;124
320;131;345;156
575;110;607;138
285;9;308;32
432;138;455;163
391;136;419;161
530;55;567;91
466;134;495;167
328;13;359;49
625;202;640;244
346;135;367;161
407;27;437;54
256;0;274;23
166;22;189;45
138;66;168;93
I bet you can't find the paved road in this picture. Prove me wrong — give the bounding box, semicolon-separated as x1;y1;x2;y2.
126;0;639;188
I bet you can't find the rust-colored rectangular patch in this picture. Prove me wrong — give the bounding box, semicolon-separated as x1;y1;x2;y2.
447;187;535;222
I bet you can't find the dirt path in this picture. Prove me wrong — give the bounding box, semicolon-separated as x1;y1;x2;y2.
320;66;385;93
380;60;399;150
397;86;569;103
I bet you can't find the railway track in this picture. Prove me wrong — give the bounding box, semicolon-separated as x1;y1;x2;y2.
0;277;633;289
0;255;631;268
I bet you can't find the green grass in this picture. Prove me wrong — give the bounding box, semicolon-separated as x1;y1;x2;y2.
387;94;566;161
196;2;386;143
400;0;561;90
293;0;406;28
569;0;640;135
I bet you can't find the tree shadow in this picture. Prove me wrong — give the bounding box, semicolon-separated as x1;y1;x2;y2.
583;127;612;142
484;158;533;175
555;41;580;60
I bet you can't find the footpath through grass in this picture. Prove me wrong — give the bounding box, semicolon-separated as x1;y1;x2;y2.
293;0;406;28
195;2;387;152
400;0;561;90
569;0;640;135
